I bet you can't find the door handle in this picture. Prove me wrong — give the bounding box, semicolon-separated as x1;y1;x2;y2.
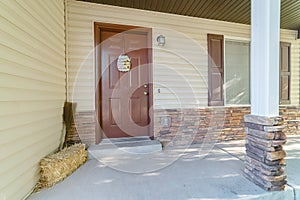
144;91;148;96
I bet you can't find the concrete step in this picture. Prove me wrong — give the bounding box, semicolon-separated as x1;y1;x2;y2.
100;136;150;144
88;137;162;159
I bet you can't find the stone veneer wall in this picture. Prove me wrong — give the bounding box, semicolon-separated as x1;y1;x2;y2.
66;106;299;145
72;111;96;145
155;106;300;145
155;106;250;145
244;115;287;191
280;106;300;134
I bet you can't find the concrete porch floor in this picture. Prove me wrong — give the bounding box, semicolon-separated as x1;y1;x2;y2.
28;135;300;200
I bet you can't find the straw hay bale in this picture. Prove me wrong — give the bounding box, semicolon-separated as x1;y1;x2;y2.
35;144;87;191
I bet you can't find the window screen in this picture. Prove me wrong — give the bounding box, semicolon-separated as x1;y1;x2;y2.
225;40;250;105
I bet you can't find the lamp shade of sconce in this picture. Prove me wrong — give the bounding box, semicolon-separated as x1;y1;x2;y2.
157;35;165;46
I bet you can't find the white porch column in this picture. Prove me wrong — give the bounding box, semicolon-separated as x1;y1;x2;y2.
243;0;287;191
250;0;281;117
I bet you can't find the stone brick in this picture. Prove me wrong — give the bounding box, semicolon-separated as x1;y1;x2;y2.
264;125;285;132
246;127;275;140
244;115;283;126
244;115;287;191
244;122;265;131
266;150;286;161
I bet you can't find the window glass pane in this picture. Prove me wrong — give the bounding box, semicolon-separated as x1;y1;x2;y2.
225;41;250;105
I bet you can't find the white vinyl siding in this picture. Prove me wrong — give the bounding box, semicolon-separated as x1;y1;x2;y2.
66;0;300;111
293;38;300;105
0;0;65;199
299;38;300;104
281;30;300;105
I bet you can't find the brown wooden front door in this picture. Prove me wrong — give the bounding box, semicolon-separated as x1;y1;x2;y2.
95;23;152;139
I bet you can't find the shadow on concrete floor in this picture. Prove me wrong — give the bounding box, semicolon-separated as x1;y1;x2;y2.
28;136;299;200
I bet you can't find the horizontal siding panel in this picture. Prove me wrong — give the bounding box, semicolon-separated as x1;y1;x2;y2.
34;1;64;30
155;100;207;108
154;68;207;75
8;0;64;43
0;131;61;176
68;81;94;87
72;92;95;99
290;40;300;105
68;54;93;60
0;73;64;93
68;60;94;67
65;100;93;110
68;26;92;33
68;43;94;49
68;39;93;46
68;67;94;73
154;58;207;64
154;88;207;94
1;46;65;77
0;0;65;199
0;101;62;117
0;31;64;70
154;64;205;71
153;80;205;85
68;49;93;56
1;140;60;198
68;77;94;83
68;65;94;72
0;107;62;131
0;66;65;87
68;34;93;42
70;96;95;102
0;127;62;173
155;99;207;103
0;117;62;145
68;85;95;91
0;1;64;52
0;119;62;195
154;49;207;57
0;18;64;61
0;88;65;102
2;166;39;200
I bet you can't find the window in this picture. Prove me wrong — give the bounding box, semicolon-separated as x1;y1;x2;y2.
208;36;289;106
279;42;291;104
225;40;250;105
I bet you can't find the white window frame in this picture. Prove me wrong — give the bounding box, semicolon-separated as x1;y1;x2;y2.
224;36;251;107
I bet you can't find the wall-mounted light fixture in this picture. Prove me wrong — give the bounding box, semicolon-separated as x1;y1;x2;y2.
157;35;165;46
298;28;300;39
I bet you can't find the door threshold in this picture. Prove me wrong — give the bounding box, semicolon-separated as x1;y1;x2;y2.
100;136;150;144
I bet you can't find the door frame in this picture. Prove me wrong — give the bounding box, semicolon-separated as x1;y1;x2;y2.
94;22;153;143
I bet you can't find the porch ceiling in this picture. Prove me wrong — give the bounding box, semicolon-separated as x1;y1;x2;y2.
78;0;300;30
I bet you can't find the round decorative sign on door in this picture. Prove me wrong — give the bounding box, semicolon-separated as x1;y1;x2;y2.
117;54;131;72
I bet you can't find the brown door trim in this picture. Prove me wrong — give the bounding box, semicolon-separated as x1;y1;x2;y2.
94;22;153;143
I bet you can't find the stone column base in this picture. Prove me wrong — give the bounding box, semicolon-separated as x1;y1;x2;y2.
244;115;287;191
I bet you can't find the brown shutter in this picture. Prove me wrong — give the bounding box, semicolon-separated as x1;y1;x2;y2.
279;42;291;104
207;34;224;106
